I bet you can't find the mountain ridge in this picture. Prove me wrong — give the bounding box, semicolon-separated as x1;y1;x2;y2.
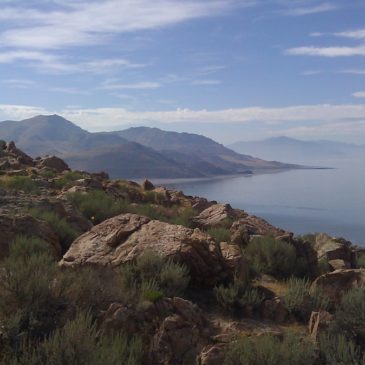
0;115;301;178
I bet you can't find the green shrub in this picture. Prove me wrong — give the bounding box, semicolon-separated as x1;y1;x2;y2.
318;257;331;275
207;227;231;243
356;253;365;269
318;333;365;365
0;236;57;342
332;287;365;342
284;277;329;321
167;207;196;228
214;275;262;315
60;267;124;312
224;332;317;365
38;169;56;179
118;250;190;302
67;190;128;224
0;176;39;194
54;171;85;189
27;209;79;251
245;236;298;278
11;311;143;365
144;191;165;204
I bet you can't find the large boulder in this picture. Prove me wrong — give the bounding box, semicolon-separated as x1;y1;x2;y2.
37;155;69;172
312;269;365;304
60;213;230;286
0;214;62;259
314;233;354;270
5;141;34;166
191;204;238;229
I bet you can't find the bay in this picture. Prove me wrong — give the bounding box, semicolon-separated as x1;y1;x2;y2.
158;161;365;246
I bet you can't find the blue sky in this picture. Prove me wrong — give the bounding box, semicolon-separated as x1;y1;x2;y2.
0;0;365;144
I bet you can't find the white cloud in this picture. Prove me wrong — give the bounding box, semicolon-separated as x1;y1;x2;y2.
0;0;242;50
286;45;365;57
353;91;365;98
282;2;338;16
302;70;322;76
335;28;365;40
2;103;365;132
1;78;36;88
191;79;221;85
100;81;162;90
339;69;365;75
50;87;91;95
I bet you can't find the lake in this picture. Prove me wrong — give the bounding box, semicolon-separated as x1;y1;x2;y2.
158;161;365;246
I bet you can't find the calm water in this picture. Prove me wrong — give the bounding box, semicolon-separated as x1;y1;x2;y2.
158;161;365;246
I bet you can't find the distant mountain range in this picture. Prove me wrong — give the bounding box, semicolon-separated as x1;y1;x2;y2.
229;136;365;165
0;115;299;178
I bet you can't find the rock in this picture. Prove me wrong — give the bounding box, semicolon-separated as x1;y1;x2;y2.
142;179;155;191
5;141;34;166
60;213;230;287
308;310;333;341
261;297;288;323
192;204;237;229
37;155;69;172
63;178;103;191
150;298;209;365
230;215;287;246
220;242;247;279
314;233;354;270
0;214;62;259
91;171;109;181
312;269;365;304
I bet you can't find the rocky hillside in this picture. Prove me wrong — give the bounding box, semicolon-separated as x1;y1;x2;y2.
0;115;301;179
0;140;364;364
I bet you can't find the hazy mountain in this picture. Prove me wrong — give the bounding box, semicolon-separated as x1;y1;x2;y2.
117;127;295;174
229;136;365;165
0;115;299;178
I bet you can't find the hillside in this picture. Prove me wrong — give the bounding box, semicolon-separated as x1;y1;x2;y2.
229;136;365;164
0;115;302;179
0;141;364;364
117;127;298;173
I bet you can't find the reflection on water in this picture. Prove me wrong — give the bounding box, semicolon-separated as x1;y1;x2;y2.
159;161;365;246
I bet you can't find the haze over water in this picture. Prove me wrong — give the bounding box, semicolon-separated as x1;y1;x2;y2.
162;160;365;246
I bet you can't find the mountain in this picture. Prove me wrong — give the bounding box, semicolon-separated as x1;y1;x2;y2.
116;127;296;174
0;115;299;178
228;136;365;165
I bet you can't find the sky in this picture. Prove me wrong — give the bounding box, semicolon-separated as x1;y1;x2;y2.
0;0;365;144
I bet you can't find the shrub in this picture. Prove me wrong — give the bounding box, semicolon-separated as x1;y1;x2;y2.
356;253;365;269
144;191;165;204
332;287;365;342
0;236;57;342
207;227;231;243
38;169;56;179
245;236;297;278
318;333;364;365
54;171;85;189
167;207;196;228
0;176;39;194
318;257;331;275
224;332;317;365
11;311;143;365
284;277;329;321
67;190;128;224
214;275;262;315
27;209;78;251
118;250;190;302
59;267;124;312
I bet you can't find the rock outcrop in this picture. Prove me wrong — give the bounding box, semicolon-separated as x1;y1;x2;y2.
312;269;365;303
314;233;354;270
60;213;230;286
37;155;70;172
191;204;237;229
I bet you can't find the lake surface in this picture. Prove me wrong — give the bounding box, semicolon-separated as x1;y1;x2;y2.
159;161;365;246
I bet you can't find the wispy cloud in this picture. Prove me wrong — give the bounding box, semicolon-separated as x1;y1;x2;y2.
0;1;241;50
335;28;365;40
353;91;365;98
286;45;365;57
2;78;36;88
302;70;322;76
50;87;91;95
282;2;338;16
100;81;162;90
2;103;365;132
191;79;221;85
